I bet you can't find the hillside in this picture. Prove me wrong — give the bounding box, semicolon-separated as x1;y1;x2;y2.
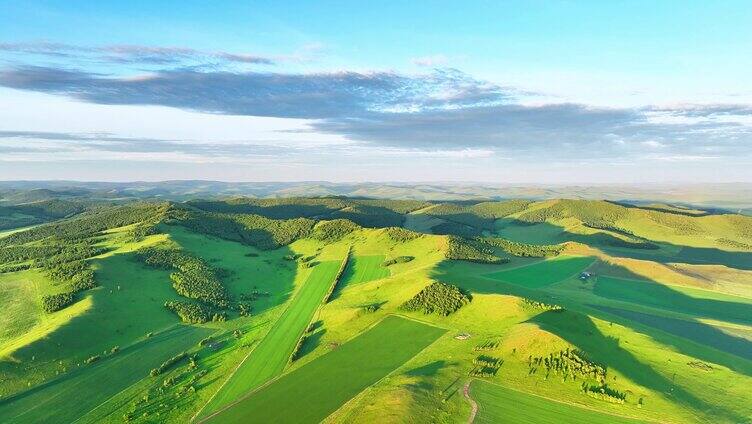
0;195;750;423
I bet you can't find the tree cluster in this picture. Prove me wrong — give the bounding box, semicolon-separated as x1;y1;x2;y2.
400;281;471;316
382;256;414;266
136;247;230;308
149;352;189;377
41;292;75;313
311;219;360;243
527;349;607;383
446;236;507;264
164;300;213;324
478;237;563;258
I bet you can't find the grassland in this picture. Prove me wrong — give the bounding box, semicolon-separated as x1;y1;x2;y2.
199;259;344;417
484;255;594;288
593;276;752;325
340;255;389;287
471;380;645;424
0;325;210;424
2;196;751;423
203;315;446;423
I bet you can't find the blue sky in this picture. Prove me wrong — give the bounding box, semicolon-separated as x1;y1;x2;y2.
1;1;751;182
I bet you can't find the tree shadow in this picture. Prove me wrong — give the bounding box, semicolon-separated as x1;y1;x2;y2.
530;310;746;423
496;219;752;270
590;305;752;362
404;360;453;377
431;258;752;378
296;329;327;359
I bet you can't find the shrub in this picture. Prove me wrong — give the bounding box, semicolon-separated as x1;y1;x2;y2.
149;352;188;377
382;256;414;266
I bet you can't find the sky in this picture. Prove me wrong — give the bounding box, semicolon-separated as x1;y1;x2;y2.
0;1;751;183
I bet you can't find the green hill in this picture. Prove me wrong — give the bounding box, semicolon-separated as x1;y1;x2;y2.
0;195;750;423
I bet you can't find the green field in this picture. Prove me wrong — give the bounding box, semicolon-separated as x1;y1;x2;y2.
471;380;644;424
0;272;43;346
204;315;446;423
484;255;594;288
340;255;390;286
199;260;343;416
592;305;752;361
2;195;752;423
0;325;210;424
593;276;752;325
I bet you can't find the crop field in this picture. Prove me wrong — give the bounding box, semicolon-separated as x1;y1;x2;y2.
340;255;390;287
484;255;594;288
471;380;645;424
203;315;446;423
593;276;752;325
199;260;343;416
0;325;210;424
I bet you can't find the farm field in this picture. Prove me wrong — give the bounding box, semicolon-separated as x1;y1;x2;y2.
340;255;389;287
199;259;344;417
484;255;594;288
0;325;210;424
471;380;645;424
203;315;446;423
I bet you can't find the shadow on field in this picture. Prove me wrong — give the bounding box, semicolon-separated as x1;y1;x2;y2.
405;360;454;377
296;329;326;359
530;310;747;423
495;219;752;271
431;258;752;378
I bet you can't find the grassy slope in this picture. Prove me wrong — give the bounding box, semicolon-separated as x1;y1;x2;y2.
0;232;185;397
593;276;752;325
205;315;446;424
0;325;210;424
2;199;751;423
340;255;389;287
199;259;345;417
472;380;647;424
484;255;594;288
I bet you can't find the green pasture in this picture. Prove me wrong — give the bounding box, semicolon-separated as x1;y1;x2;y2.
484;255;594;288
205;315;446;424
471;380;645;424
593;276;752;325
340;255;389;287
0;325;210;424
200;260;343;416
167;225;298;313
0;252;184;397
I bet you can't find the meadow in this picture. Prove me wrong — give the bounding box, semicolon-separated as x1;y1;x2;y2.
0;325;209;423
484;255;594;288
593;276;752;325
471;380;646;424
340;255;390;287
203;315;446;423
1;196;751;423
199;259;344;417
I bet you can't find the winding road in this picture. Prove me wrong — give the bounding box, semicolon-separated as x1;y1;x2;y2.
463;380;478;423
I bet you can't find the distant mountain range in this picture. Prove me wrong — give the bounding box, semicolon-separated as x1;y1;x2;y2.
1;180;750;214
